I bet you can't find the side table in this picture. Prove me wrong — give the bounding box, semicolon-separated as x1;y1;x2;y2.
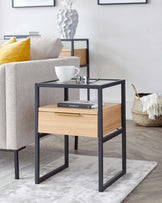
35;78;126;192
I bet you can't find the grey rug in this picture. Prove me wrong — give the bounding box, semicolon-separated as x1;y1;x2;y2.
0;153;157;203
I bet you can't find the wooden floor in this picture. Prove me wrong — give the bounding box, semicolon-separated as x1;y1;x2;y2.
42;120;162;203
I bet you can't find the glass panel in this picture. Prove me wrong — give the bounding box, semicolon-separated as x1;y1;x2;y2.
44;79;120;86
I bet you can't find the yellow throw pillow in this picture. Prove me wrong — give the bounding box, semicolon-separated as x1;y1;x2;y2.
0;37;17;47
0;38;30;65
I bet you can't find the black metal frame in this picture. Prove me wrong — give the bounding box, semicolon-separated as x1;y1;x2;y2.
98;0;147;5
61;39;90;149
12;0;55;8
0;146;26;179
35;78;126;192
61;39;90;79
35;86;69;184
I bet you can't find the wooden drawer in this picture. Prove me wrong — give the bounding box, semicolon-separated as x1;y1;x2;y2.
38;103;121;138
60;49;87;66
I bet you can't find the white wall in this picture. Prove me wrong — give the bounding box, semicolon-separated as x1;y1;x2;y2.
1;0;162;119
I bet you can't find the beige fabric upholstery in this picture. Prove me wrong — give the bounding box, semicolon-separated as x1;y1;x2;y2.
30;38;63;60
0;65;6;148
0;57;80;149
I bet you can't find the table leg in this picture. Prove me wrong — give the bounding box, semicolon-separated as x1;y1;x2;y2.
98;88;104;192
35;133;69;184
65;135;69;167
35;86;69;184
98;83;127;192
74;136;78;150
35;84;40;184
121;82;126;173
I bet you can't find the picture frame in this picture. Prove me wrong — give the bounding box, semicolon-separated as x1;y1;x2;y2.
98;0;147;5
12;0;55;8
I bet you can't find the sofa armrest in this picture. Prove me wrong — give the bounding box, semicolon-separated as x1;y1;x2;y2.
0;64;6;148
4;56;80;149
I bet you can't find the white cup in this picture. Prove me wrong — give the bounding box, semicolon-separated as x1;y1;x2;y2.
55;66;80;82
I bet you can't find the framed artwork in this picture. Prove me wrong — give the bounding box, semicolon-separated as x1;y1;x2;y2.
12;0;55;8
98;0;147;5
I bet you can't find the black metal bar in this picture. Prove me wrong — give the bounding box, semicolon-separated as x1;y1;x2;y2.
121;82;127;173
87;39;90;79
14;150;19;179
41;79;58;84
80;65;89;68
98;87;103;192
64;89;70;162
35;84;40;184
64;86;79;151
88;78;122;81
0;146;26;152
38;164;67;184
0;146;26;179
103;171;125;191
12;0;55;8
38;133;50;138
35;85;70;184
71;40;74;56
74;136;78;150
101;80;125;89
65;135;69;167
64;88;68;101
87;40;90;100
97;81;126;192
35;83;98;89
37;134;69;184
98;0;147;5
103;129;123;143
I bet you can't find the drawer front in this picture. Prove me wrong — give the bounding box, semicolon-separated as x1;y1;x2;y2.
38;112;98;138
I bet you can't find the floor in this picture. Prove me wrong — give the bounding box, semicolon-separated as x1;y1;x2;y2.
38;120;162;203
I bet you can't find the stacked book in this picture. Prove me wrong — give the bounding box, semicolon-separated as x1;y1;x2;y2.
57;100;98;109
29;31;41;38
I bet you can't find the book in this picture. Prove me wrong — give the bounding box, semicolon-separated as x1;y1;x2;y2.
57;100;98;109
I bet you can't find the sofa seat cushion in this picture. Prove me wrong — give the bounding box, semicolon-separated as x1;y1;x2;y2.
30;37;63;60
0;38;30;65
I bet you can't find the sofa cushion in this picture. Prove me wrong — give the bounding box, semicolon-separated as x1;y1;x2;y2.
0;37;17;47
30;37;63;60
0;38;30;65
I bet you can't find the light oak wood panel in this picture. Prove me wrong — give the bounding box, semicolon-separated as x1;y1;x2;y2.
39;103;119;115
60;48;87;66
38;112;98;137
38;103;121;137
103;104;121;135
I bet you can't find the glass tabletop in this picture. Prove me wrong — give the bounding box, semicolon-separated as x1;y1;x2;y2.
37;78;124;89
44;78;121;85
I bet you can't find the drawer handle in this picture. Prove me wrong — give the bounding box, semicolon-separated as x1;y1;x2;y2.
54;112;81;117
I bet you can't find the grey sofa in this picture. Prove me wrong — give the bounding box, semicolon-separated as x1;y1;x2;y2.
0;38;80;178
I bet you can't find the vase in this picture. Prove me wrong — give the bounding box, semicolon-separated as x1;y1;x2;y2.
56;9;79;39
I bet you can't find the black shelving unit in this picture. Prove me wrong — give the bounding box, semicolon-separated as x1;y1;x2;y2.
61;39;90;79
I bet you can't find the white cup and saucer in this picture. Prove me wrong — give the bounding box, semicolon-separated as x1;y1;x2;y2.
55;66;80;83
